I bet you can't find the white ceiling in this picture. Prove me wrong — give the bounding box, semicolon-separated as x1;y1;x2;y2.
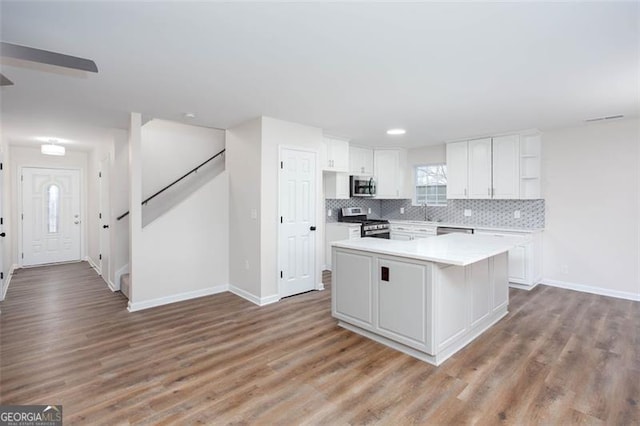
1;2;638;150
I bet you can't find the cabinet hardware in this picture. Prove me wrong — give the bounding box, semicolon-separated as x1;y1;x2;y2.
381;266;389;282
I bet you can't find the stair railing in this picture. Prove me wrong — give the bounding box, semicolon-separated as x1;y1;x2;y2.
117;148;225;221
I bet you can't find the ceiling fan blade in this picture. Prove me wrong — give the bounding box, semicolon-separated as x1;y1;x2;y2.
0;73;14;86
0;42;98;73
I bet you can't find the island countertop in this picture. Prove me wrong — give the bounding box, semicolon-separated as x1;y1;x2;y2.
331;233;523;266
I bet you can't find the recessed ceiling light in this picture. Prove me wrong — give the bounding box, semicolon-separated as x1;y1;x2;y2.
183;112;196;120
386;128;406;135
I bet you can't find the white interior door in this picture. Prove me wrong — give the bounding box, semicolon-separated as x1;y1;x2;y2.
279;148;316;298
99;156;111;284
22;168;81;266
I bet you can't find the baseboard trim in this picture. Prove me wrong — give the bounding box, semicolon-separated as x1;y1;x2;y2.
541;278;640;302
127;284;229;312
228;285;280;306
106;279;118;292
84;256;101;275
1;264;18;301
316;282;325;291
508;281;541;291
113;264;128;293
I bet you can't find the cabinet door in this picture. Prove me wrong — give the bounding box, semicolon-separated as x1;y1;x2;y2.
468;138;492;199
492;135;520;199
324;138;349;172
374;150;402;198
333;250;373;327
390;232;412;241
377;259;429;348
446;141;469;199
350;146;373;176
508;244;527;282
374;150;396;198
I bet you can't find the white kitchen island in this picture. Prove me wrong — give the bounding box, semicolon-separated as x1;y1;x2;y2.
331;233;522;366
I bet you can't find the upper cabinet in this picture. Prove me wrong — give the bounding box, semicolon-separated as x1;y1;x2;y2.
446;132;541;200
323;137;349;172
349;145;374;176
374;149;407;199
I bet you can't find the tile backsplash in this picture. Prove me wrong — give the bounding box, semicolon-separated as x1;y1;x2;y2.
326;198;545;229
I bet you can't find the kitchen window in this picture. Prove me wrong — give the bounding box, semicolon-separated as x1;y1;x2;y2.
415;164;447;206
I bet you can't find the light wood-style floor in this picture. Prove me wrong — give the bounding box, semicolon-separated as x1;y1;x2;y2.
1;262;638;425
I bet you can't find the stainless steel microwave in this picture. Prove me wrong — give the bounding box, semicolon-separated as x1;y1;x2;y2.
350;176;376;197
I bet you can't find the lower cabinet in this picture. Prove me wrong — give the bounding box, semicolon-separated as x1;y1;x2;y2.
377;258;429;349
390;223;437;241
474;229;542;288
332;247;509;365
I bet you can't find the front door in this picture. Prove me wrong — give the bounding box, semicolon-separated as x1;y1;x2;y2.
99;156;110;284
22;167;81;266
279;148;316;298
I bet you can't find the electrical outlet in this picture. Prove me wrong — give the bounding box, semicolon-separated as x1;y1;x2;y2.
244;260;250;270
464;209;472;217
400;207;405;214
327;209;332;217
514;210;521;219
368;208;372;214
560;264;568;274
250;208;257;220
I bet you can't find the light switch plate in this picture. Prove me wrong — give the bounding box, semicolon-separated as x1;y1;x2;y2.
368;208;372;214
250;208;257;219
514;210;521;219
464;209;472;217
327;209;332;217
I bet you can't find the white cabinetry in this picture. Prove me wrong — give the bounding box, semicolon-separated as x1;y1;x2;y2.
374;149;406;199
325;223;361;269
474;229;543;288
468;138;493;199
519;133;542;199
390;223;437;241
332;247;510;365
445;141;469;199
349;146;374;176
446;132;540;200
323;172;349;199
323;137;349;172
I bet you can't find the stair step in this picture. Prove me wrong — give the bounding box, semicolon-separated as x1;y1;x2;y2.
120;273;130;299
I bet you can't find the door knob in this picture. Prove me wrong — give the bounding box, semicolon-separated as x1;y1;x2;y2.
0;232;5;237
74;220;80;224
103;225;109;229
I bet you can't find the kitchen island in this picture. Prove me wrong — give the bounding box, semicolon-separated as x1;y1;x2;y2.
331;233;521;366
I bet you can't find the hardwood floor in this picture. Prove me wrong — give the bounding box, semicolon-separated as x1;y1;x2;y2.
1;263;638;425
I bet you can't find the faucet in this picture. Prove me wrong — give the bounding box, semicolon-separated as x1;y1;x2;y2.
421;202;428;221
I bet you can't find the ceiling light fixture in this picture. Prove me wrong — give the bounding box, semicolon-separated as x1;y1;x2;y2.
41;140;65;156
386;128;406;135
183;112;196;120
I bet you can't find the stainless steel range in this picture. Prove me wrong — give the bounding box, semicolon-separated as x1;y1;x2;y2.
338;207;390;239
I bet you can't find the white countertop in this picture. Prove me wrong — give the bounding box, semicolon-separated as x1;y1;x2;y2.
387;220;544;233
331;233;523;266
326;222;361;228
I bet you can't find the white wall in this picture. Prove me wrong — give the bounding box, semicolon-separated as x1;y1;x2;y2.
0;141;12;299
226;116;324;303
542;118;639;299
131;172;229;309
141;119;225;199
226;118;263;300
261;117;324;299
111;130;130;287
8;146;89;267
